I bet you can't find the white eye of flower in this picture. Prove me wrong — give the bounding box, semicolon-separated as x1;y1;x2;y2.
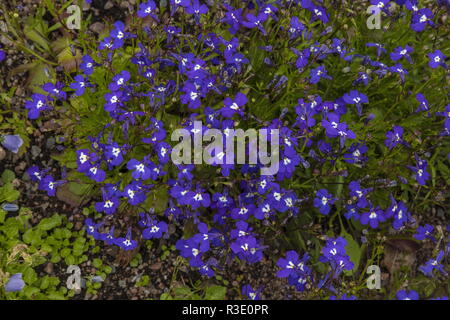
369;211;377;219
230;102;239;110
273;192;281;201
90;167;98;175
117;78;124;85
112;148;120;157
240;243;249;251
237;207;248;215
86;63;92;68
434;56;440;62
36;100;44;109
262;204;271;213
321;197;328;206
104;200;114;208
193;193;203;201
79;153;88;163
79;82;85;87
123;239;131;246
219;196;227;202
283;157;291;165
419;15;427;23
127;189;135;199
151;226;160;233
400;49;407;55
353;97;361;103
160;147;167;157
331;121;338;128
192;248;199;256
48;182;54;189
117;31;124;39
190;92;198;100
136;163;145;173
111;96;118;103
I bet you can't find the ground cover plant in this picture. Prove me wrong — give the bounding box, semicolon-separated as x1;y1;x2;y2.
0;0;449;300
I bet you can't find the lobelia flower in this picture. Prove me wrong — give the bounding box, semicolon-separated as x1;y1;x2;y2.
185;0;209;24
124;181;148;206
384;125;405;149
70;75;90;96
360;206;386;229
114;229;138;251
39;175;64;196
413;224;436;241
389;63;408;83
95;187;120;215
25;93;51;119
411;8;434;32
396;289;419;300
99;226;116;245
142;217;168;240
43;82;67;101
241;12;268;35
419;251;447;277
289;16;305;39
309;65;332;84
390;45;414;64
313;189;336;215
370;0;391;12
415;93;430;112
342;90;368;116
5;273;25;292
344;204;360;220
108;70;131;91
242;285;262;300
354;72;371;86
344;143;368;164
320;237;354;278
1;135;23;153
385;197;411;230
220;92;247;118
230;235;263;264
221;4;243;34
137;0;159;21
0;49;5;62
80;54;96;75
366;42;386;57
428;50;447;69
407;156;429;185
321;113;357;147
109;21;134;49
330;294;357;300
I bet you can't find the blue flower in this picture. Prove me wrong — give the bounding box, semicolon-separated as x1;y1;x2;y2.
1;134;23;153
137;0;159;21
5;273;25;292
313;189;336;215
242;285;262;300
342;90;369;116
419;251;447;277
428;50;447;69
396;289;419;300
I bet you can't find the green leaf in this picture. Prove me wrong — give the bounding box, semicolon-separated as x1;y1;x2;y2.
204;285;227;300
341;231;362;275
1;169;16;183
37;214;62;231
